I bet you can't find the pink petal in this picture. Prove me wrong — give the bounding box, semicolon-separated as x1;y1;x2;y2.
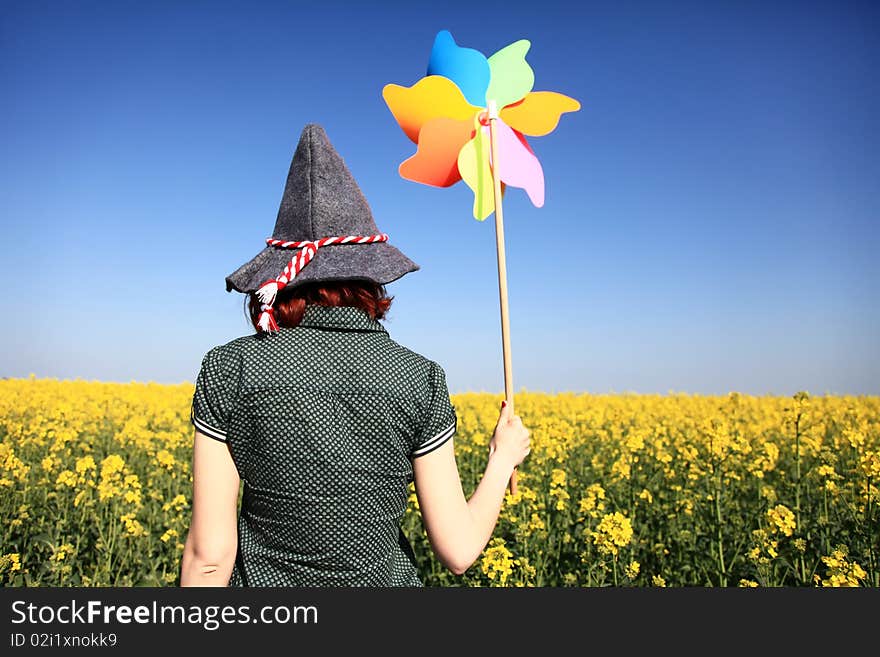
491;119;544;207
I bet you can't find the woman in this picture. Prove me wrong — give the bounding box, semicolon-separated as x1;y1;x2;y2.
180;124;530;586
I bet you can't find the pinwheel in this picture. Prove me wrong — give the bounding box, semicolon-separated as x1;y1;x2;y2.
383;30;581;493
383;29;580;219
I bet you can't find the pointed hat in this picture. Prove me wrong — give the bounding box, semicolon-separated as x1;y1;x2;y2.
225;123;419;298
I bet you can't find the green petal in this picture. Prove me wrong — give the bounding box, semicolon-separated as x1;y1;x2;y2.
486;40;534;108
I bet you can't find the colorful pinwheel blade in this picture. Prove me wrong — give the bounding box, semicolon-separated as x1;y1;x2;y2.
486;39;534;108
385;30;578;215
399;117;474;187
492;119;544;207
383;76;480;143
427;30;491;107
500;91;581;137
457;126;495;220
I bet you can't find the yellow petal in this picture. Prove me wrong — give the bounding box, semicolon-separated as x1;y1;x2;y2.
500;91;581;137
457;123;495;220
383;75;482;143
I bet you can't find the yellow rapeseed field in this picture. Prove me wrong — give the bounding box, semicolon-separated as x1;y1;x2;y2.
1;377;877;587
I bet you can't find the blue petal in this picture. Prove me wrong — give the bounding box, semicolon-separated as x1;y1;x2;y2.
427;30;490;107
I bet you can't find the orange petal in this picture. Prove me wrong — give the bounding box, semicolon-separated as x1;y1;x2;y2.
383;75;482;143
399;117;474;187
500;91;581;137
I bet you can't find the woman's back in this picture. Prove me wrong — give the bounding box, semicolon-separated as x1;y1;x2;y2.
191;304;456;586
180;123;529;588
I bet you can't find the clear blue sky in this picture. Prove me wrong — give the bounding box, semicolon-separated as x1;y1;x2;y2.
1;0;877;395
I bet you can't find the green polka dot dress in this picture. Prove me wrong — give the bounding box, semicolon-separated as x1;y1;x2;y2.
190;304;457;586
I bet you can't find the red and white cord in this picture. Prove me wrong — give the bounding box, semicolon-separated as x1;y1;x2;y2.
254;233;389;333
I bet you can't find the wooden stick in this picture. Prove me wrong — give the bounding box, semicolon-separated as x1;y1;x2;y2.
486;100;517;496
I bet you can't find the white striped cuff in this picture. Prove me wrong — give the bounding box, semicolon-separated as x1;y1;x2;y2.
190;408;228;443
412;418;456;458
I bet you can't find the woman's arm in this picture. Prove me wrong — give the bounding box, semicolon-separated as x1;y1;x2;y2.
180;431;240;586
412;403;530;575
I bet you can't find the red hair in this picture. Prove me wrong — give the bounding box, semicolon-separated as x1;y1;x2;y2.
246;280;393;331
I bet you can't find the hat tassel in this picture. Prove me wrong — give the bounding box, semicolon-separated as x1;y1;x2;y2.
257;305;279;333
256;280;280;306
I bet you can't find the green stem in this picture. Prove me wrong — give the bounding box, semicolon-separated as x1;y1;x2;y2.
714;464;727;586
867;476;876;585
794;413;804;583
822;488;829;555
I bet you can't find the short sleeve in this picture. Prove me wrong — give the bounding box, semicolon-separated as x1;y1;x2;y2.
190;346;238;443
411;361;457;458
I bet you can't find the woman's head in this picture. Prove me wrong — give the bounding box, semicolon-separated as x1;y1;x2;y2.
246;280;393;331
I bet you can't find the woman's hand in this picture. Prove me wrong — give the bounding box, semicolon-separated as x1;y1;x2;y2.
489;401;531;470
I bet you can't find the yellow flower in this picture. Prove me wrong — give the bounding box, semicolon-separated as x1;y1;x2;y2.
526;513;546;533
651;575;666;587
550;468;567;487
815;464;837;479
766;504;796;536
162;494;188;514
760;485;777;504
122;473;143;507
624;560;640;579
844;429;866;450
548;469;570;511
820;545;866;587
577;483;606;518
75;455;96;475
738;579;759;588
51;543;75;562
591;512;633;556
550;488;570;511
160;529;179;544
120;513;147;538
610;456;631;480
860;451;880;478
481;538;516;585
73;490;90;508
55;470;78;489
2;378;878;587
625;429;645;452
0;553;22;573
156;449;176;469
0;443;31;482
101;454;125;477
97;479;121;501
749;442;780;478
749;529;778;564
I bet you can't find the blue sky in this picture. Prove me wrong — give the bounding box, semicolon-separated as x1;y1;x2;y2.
1;0;877;395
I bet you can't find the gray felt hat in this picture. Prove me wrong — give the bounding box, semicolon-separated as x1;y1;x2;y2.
225;123;420;296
